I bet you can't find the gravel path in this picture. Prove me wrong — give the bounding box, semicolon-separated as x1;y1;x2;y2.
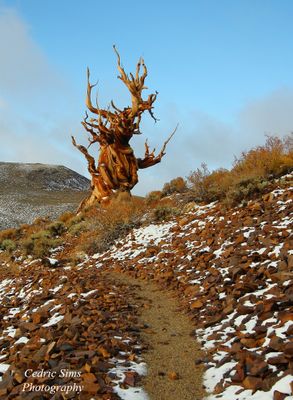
109;272;206;400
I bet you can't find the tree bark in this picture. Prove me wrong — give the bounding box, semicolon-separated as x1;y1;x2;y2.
72;46;176;211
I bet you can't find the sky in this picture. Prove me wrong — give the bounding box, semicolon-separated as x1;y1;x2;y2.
0;0;293;195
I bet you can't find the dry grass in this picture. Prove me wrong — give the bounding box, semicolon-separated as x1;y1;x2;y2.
73;196;148;255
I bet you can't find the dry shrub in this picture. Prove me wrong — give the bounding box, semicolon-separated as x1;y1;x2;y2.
162;177;187;196
187;134;293;206
0;228;19;242
22;230;62;258
232;135;293;181
58;211;75;224
153;205;179;221
188;164;232;202
146;190;162;204
76;196;147;255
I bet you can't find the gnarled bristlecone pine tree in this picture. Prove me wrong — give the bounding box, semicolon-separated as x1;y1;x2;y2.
72;46;177;210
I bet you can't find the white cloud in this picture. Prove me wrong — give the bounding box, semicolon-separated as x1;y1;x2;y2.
133;87;293;195
0;5;88;177
238;87;293;143
0;7;64;100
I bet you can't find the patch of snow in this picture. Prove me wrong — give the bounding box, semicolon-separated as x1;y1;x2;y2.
14;336;29;345
49;284;63;294
268;243;284;257
0;363;10;378
47;258;58;266
81;290;98;298
204;374;293;399
109;361;149;400
204;362;237;392
43;313;64;327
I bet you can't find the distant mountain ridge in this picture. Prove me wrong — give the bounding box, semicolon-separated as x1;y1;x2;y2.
0;162;90;230
0;162;90;192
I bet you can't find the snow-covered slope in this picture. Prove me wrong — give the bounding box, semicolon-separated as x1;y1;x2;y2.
0;173;292;399
92;173;293;399
0;162;90;229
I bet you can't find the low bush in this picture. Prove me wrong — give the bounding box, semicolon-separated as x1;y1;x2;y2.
81;220;135;255
233;135;293;181
162;177;187;196
58;211;74;224
47;221;67;237
0;228;20;243
153;205;179;221
73;197;146;255
224;178;269;206
22;230;62;258
187;135;293;206
145;190;162;203
0;239;16;253
68;221;88;237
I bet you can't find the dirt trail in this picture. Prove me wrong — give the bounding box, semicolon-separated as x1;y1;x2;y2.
109;272;206;400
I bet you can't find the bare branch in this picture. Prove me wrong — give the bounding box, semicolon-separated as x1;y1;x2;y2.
157;123;178;158
113;45;155;118
137;124;178;169
71;136;97;174
111;100;122;113
85;67;100;115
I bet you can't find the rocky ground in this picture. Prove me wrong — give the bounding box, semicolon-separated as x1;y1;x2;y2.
0;173;292;399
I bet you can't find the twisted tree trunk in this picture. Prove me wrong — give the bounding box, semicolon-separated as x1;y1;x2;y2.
72;46;176;211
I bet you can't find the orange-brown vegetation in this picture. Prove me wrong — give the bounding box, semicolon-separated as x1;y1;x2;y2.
187;134;293;204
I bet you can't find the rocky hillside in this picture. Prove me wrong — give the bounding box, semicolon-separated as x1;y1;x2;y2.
0;162;90;230
0;173;292;399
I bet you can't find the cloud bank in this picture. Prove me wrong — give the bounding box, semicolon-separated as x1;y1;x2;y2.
0;6;86;175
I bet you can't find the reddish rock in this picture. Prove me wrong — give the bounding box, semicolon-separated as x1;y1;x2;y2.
190;300;203;309
248;360;269;377
267;354;288;365
273;390;290;400
123;371;139;386
242;376;263;391
168;371;179;380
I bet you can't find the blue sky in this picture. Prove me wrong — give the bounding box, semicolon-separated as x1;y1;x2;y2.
0;0;293;194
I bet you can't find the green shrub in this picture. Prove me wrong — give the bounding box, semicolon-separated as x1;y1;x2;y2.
68;221;88;237
22;230;62;258
153;206;179;221
47;221;67;237
66;213;85;228
1;239;16;253
225;178;269;206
